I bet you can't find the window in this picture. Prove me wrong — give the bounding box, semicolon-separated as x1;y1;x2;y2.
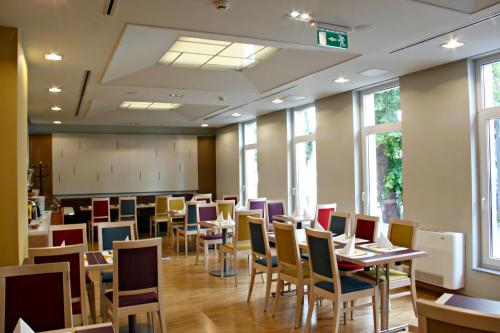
291;105;317;215
242;121;258;201
361;83;403;223
477;55;500;269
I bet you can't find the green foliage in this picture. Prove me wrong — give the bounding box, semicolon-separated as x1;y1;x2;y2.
375;87;400;124
493;62;500;105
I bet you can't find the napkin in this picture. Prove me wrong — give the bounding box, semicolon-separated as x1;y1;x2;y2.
59;240;65;247
124;235;130;241
291;208;298;218
14;319;34;333
333;234;347;243
303;208;312;220
227;215;234;225
341;236;356;257
378;232;394;249
216;212;224;222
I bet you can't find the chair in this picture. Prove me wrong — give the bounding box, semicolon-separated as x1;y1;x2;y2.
338;214;379;273
103;238;166;333
271;222;311;329
150;195;170;238
417;298;500;333
167;196;186;245
194;193;212;203
28;244;88;326
356;219;419;319
219;209;262;286
195;203;223;271
48;223;96;323
222;194;239;205
176;201;199;255
0;262;72;333
265;200;286;227
327;211;350;236
119;196;138;238
247;216;279;312
216;199;236;220
89;197;111;244
304;228;379;333
315;203;337;230
97;222;136;318
248;198;267;221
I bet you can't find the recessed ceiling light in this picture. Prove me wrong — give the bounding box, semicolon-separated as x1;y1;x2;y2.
49;86;61;93
201;123;209;127
334;77;349;83
120;101;181;110
232;112;241;117
359;68;389;77
53;120;62;125
169;93;183;97
272;98;284;104
290;11;300;18
44;53;62;61
287;11;314;22
51;106;62;111
300;13;311;20
441;39;464;49
286;96;306;101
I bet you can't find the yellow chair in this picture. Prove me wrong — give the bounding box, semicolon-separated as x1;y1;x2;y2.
271;222;311;329
167;196;186;245
150;195;170;238
216;200;236;220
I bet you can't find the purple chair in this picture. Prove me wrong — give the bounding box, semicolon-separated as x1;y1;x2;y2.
266;200;286;225
248;198;267;221
195;203;223;271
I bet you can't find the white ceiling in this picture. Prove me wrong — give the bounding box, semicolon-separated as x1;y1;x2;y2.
0;0;499;129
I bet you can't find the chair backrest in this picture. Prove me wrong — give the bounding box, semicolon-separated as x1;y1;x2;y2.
266;200;286;225
197;203;218;222
113;238;163;308
388;219;418;249
222;194;239;205
305;228;341;297
27;244;86;324
417;299;500;333
216;200;235;220
168;196;185;212
155;195;169;216
248;217;271;259
315;203;337;230
97;222;135;251
48;223;88;251
185;201;199;227
234;209;262;243
273;222;302;276
91;197;110;223
354;214;379;242
119;196;137;222
247;198;267;220
0;262;72;333
194;193;212;203
327;211;350;236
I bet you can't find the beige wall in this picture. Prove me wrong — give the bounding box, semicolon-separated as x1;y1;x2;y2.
257;110;289;207
0;26;28;266
215;124;240;200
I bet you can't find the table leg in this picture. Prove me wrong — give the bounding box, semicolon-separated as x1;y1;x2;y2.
128;314;137;333
209;228;236;277
381;263;408;333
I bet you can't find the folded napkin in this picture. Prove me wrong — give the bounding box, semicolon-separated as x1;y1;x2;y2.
291;209;298;218
378;232;394;249
333;234;347;242
59;240;65;247
303;208;312;220
14;319;34;333
227;215;234;225
341;236;356;257
216;212;224;222
124;235;130;241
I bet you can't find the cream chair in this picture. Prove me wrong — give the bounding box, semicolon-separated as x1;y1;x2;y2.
150;195;170;237
167;196;186;245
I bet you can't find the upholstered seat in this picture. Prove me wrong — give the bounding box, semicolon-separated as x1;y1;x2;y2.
356;268;409;282
315;276;374;294
337;260;364;272
223;242;252;250
200;234;223;240
101;271;113;283
177;225;198;231
105;291;158;307
255;255;278;267
282;263;310;278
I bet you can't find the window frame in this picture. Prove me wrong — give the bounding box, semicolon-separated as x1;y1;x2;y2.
241;120;258;203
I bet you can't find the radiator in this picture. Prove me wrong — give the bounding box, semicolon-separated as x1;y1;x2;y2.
414;229;465;290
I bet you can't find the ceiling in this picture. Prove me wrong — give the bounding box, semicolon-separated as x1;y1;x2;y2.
1;0;499;129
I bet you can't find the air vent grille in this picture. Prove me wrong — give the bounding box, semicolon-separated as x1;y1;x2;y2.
75;70;91;117
416;270;444;287
103;0;118;15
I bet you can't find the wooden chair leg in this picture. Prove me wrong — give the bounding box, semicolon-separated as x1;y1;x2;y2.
185;234;188;257
305;293;315;332
294;282;304;328
410;276;418;317
332;301;341;333
272;277;284;317
343;301;347;324
195;238;200;265
150;217;153;238
158;309;167;333
204;242;209;271
351;299;355;320
373;290;380;333
263;269;273;312
234;252;238;287
86;280;96;323
247;267;256;302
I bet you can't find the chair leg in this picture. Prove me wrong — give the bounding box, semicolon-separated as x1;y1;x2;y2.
185;234;188;257
150;217;153;238
195;238;200;266
234;252;238;287
99;279;106;319
220;248;225;278
343;301;347;324
380;282;387;329
294;282;304;328
305;293;315;332
332;301;341;333
86;280;96;323
158;310;167;333
176;232;180;253
134;223;139;240
263;269;273;312
112;310;120;333
272;277;284;317
204;242;209;271
410;276;418;317
351;299;355;320
247;267;256;303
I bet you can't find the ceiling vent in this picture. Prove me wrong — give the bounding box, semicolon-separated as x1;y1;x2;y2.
103;0;118;15
75;70;91;117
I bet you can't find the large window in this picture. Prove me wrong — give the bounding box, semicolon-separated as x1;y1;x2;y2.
292;105;317;215
478;55;500;269
242;121;258;201
361;83;403;223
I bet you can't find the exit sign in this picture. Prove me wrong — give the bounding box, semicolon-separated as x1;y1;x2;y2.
317;29;348;49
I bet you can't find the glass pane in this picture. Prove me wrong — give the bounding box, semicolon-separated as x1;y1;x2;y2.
244;121;257;145
482;61;500;109
364;86;401;126
295;141;317;214
366;131;403;223
294;106;316;137
487;119;500;259
245;148;258;200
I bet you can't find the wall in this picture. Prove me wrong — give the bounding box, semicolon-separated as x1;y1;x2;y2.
215;124;240;199
197;136;216;195
257;110;289;207
29;134;53;201
0;26;28;266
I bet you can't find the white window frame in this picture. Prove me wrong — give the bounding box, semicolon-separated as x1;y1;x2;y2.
241;120;258;203
360;81;401;218
477;53;500;270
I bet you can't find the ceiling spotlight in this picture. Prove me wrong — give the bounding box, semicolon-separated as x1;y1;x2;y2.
169;93;183;97
53;120;62;125
300;13;310;20
290;11;300;18
232;112;241;117
51;106;62;111
272;98;284;104
334;77;349;83
44;52;62;61
201;123;209;127
441;39;464;49
309;20;318;27
287;11;313;22
49;86;61;93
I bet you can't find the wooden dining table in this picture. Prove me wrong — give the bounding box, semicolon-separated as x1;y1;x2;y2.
198;220;235;277
40;323;114;333
269;228;427;333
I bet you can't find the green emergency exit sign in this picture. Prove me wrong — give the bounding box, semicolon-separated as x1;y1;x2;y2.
317;29;348;49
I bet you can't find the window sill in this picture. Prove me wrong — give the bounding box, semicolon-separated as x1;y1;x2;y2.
472;265;500;277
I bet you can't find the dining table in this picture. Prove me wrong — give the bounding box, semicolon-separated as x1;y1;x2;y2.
272;214;314;229
40;323;114;333
198;219;235;277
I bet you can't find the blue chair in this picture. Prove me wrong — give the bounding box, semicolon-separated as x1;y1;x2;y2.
176;201;199;255
304;228;379;333
327;211;350;236
118;196;138;238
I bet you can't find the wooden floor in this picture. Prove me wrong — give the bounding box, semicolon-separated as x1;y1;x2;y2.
90;236;440;333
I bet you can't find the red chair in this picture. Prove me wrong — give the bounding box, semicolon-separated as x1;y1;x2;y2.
315;203;337;230
27;244;88;326
90;197;111;244
0;262;72;333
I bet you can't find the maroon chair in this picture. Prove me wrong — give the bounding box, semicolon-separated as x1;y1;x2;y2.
248;198;267;221
90;197;111;244
266;200;285;226
0;262;72;333
195;203;223;271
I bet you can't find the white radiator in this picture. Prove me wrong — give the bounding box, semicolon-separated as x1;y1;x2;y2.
414;229;464;290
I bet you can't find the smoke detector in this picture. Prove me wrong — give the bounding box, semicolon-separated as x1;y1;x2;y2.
213;0;230;10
